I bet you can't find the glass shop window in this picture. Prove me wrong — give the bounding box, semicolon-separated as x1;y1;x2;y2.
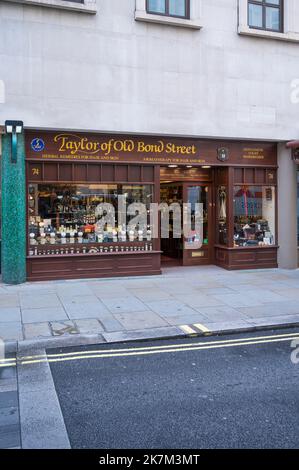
233;185;276;247
27;183;154;254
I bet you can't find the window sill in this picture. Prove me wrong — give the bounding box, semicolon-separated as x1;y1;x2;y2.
238;25;299;43
1;0;97;14
135;10;202;30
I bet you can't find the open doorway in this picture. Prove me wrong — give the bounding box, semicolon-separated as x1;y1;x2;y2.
160;183;183;266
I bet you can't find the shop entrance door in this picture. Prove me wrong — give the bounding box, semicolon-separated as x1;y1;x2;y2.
182;184;212;266
160;182;213;266
160;183;183;266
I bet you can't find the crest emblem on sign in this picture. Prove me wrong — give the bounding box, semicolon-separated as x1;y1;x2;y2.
217;147;229;162
31;138;45;152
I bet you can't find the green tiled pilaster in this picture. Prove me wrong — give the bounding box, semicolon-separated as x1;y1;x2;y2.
1;133;26;284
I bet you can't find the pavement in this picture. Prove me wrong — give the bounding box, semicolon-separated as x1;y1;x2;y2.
1;266;299;352
1;328;298;449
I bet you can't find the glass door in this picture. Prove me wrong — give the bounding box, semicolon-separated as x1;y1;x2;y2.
160;183;183;265
183;184;212;266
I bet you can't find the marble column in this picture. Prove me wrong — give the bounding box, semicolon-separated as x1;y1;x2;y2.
1;132;26;284
277;143;298;269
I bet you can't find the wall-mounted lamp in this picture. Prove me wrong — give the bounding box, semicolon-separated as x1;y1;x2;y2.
5;120;23;163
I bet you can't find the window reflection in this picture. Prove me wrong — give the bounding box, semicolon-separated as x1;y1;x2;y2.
28;183;153;251
233;185;276;247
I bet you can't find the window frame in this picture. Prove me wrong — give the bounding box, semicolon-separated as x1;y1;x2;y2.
146;0;190;20
248;0;284;33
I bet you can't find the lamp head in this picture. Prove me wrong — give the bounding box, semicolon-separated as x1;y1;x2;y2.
5;120;23;134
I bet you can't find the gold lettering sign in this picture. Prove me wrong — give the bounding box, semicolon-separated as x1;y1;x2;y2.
243;148;265;160
53;134;198;159
192;251;205;258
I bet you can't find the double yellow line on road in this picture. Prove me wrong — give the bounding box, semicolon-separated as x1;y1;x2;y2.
1;331;298;368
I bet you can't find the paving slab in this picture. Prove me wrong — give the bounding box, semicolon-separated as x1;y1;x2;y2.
20;293;62;309
0;322;23;341
203;320;254;333
114;311;168;330
195;306;250;322
146;299;199;317
50;321;78;336
74;319;105;335
127;288;172;302
63;301;109;319
24;322;52;340
91;284;131;298
102;296;149;314
164;312;212;326
0;295;20;308
98;315;124;332
21;307;68;324
0;308;22;323
212;293;263;308
270;288;299;300
239;301;299;318
175;293;225;308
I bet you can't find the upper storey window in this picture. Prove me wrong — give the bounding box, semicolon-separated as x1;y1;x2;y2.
248;0;283;32
146;0;190;19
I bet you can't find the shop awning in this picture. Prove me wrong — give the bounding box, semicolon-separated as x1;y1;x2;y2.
286;140;299;149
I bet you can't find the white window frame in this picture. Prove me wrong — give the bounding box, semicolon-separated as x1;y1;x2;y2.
0;0;97;14
135;0;202;29
238;0;299;42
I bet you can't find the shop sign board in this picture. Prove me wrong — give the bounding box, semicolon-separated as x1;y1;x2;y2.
25;130;277;166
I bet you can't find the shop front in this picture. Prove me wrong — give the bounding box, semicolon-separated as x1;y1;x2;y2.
25;130;278;281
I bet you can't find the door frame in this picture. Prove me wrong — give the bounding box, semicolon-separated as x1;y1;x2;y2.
182;181;214;266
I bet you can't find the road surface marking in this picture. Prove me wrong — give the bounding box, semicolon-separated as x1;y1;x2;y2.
0;360;16;368
20;331;299;361
193;323;211;335
19;334;299;365
180;325;197;335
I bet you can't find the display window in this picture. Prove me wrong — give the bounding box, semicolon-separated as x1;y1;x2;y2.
217;186;227;246
233;185;276;247
28;183;154;256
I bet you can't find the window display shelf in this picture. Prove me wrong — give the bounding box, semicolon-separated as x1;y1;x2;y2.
28;241;155;257
27;250;161;260
214;244;279;250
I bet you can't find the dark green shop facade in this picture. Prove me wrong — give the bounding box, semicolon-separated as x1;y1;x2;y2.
1;128;281;284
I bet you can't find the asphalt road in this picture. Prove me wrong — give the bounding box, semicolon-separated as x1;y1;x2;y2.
49;328;299;449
